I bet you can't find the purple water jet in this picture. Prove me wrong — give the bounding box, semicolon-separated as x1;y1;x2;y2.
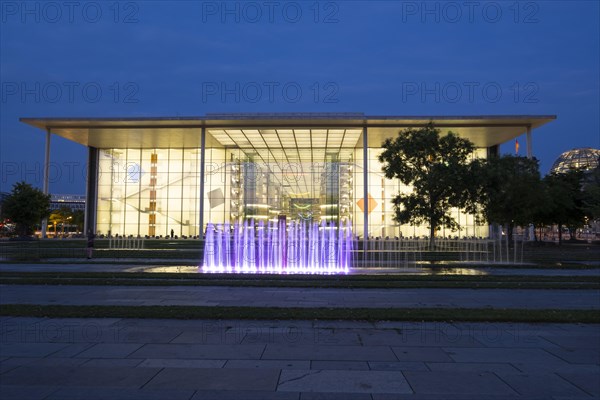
202;219;354;274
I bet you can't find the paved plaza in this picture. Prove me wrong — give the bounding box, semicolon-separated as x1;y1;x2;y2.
1;317;599;399
1;262;599;398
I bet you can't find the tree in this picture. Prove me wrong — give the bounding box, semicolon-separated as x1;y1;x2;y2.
48;210;63;237
71;209;85;233
1;182;50;237
378;123;479;249
581;165;600;221
479;155;543;243
544;170;585;243
48;206;73;237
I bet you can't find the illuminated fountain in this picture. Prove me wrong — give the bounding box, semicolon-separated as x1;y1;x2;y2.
202;219;354;274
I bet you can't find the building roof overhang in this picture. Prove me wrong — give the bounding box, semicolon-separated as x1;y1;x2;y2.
20;114;556;149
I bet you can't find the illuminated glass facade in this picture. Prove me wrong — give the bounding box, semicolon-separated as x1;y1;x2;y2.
97;148;201;237
95;127;489;239
20;114;556;241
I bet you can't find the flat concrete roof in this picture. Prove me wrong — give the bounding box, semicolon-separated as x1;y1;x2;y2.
20;114;556;149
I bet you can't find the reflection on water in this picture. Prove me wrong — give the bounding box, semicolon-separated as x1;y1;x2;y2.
426;267;487;275
141;266;201;274
137;265;488;275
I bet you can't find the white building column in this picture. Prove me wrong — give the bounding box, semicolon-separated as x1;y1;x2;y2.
362;126;368;264
526;125;533;159
199;127;206;238
526;125;535;240
41;128;51;238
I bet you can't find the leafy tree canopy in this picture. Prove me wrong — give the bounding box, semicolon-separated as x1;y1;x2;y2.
582;164;600;220
540;170;585;243
378;123;478;248
1;182;50;237
479;155;544;241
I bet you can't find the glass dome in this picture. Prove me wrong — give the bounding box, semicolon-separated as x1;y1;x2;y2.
550;148;600;174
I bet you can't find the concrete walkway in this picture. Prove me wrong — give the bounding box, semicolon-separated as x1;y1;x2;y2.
2;284;599;310
1;316;598;399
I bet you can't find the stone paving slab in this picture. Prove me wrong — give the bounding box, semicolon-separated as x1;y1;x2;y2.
262;344;397;361
402;370;517;395
0;365;160;387
392;346;453;362
137;358;226;368
0;318;128;344
310;360;369;370
82;358;143;367
300;393;371;400
224;359;310;370
0;385;59;400
144;367;280;391
512;362;600;375
74;343;143;358
112;326;184;343
242;329;362;346
371;395;551;400
46;343;95;358
445;347;568;364
542;333;600;350
2;357;87;369
368;361;430;371
557;372;600;396
46;387;196;400
128;343;266;360
0;342;68;358
426;361;521;373
545;347;600;364
190;390;299;400
1;317;598;398
170;329;247;344
357;328;485;348
277;370;412;394
497;373;591;397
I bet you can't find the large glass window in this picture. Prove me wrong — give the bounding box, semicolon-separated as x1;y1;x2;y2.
204;128;362;233
96;148;201;237
95;127;488;240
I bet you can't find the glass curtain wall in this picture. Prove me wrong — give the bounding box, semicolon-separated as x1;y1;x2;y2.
96;148;201;237
203;128;362;231
366;146;489;239
94;127;488;240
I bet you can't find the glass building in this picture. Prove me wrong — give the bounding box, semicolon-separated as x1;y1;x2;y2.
550;148;600;174
21;113;555;240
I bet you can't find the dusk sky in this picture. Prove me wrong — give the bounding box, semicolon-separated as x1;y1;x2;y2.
1;0;598;194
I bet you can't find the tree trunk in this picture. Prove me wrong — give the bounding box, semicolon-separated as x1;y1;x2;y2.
429;224;435;251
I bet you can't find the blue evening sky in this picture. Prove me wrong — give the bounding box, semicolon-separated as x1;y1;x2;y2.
1;0;599;194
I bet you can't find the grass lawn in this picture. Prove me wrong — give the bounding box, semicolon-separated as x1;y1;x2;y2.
1;304;598;323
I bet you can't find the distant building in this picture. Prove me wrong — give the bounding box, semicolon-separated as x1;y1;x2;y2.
550;148;600;174
50;194;86;212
